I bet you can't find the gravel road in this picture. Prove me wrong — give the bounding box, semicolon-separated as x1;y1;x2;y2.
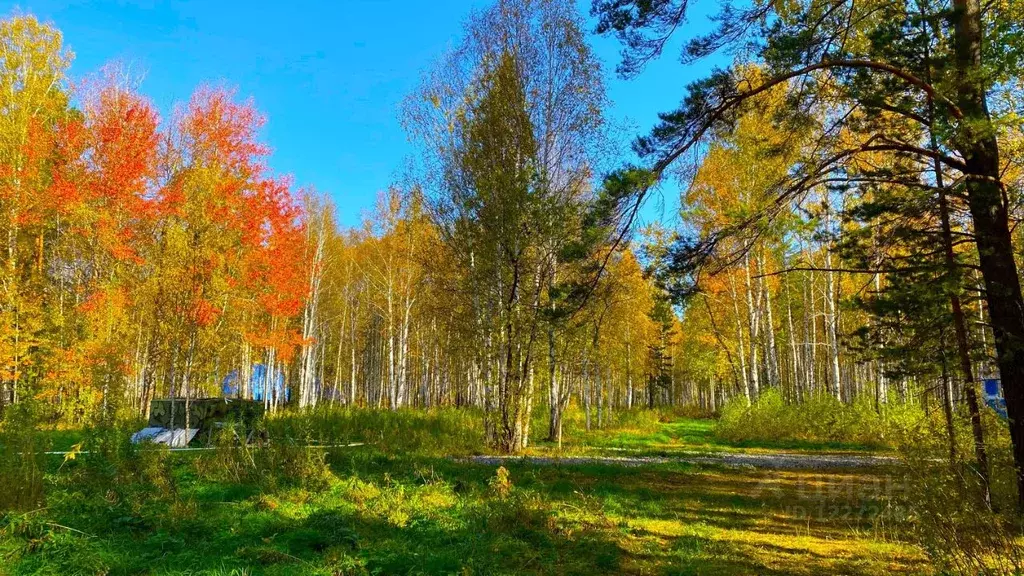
466;451;899;470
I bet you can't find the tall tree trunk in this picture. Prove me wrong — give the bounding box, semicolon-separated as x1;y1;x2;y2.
785;280;801;402
299;209;326;408
522;363;535;450
873;270;887;409
709;374;717;413
804;257;817;395
940;343;958;464
933;112;992;506
585;369;593;431
547;327;560;441
730;275;751;402
625;327;634;409
952;0;1024;508
744;251;761;400
760;251;780;390
823;209;842;401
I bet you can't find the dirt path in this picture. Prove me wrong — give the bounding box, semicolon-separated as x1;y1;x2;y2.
466;451;899;470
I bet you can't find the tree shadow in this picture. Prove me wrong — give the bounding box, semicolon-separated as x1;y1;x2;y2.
3;450;924;575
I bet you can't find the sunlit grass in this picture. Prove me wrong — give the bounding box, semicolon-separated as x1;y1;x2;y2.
534;416;888;459
1;412;929;575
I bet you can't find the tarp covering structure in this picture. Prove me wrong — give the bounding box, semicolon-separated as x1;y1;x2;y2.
131;427;198;448
221;364;289;403
133;398;265;447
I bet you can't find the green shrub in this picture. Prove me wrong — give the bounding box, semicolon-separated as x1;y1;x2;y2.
192;407;483;490
604;407;667;430
193;421;259;484
539;406;666;439
50;422;182;523
0;403;48;512
665;403;716;420
265;407;484;456
193;423;337;491
896;409;1024;575
716;388;923;448
256;438;337;491
0;517;111;576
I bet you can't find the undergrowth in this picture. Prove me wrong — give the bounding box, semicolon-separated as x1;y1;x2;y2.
716;388;924;448
895;409;1024;575
0;403;48;513
5;402;1017;574
715;387;1024;575
265;407;484;456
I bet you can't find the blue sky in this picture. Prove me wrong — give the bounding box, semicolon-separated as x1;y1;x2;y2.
8;0;723;229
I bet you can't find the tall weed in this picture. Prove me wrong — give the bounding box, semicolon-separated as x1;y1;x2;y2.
193;421;337;491
896;410;1024;575
0;403;47;512
62;423;180;517
266;407;484;456
716;388;923;448
542;406;667;440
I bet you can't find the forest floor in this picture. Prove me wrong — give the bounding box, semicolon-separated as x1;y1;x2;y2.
1;417;930;575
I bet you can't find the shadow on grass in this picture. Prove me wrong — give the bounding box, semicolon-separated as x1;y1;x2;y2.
3;451;622;575
447;457;925;575
1;448;924;576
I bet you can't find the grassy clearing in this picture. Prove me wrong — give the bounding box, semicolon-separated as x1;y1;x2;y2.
0;451;925;575
527;408;889;458
0;410;930;575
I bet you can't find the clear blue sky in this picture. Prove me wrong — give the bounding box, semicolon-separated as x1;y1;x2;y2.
8;0;723;229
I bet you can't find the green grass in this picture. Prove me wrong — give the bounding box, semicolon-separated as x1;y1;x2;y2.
40;429;88;453
1;412;928;575
540;417;886;458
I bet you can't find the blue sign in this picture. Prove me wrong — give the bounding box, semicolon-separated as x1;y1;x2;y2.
983;378;1001;397
982;379;1007;420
